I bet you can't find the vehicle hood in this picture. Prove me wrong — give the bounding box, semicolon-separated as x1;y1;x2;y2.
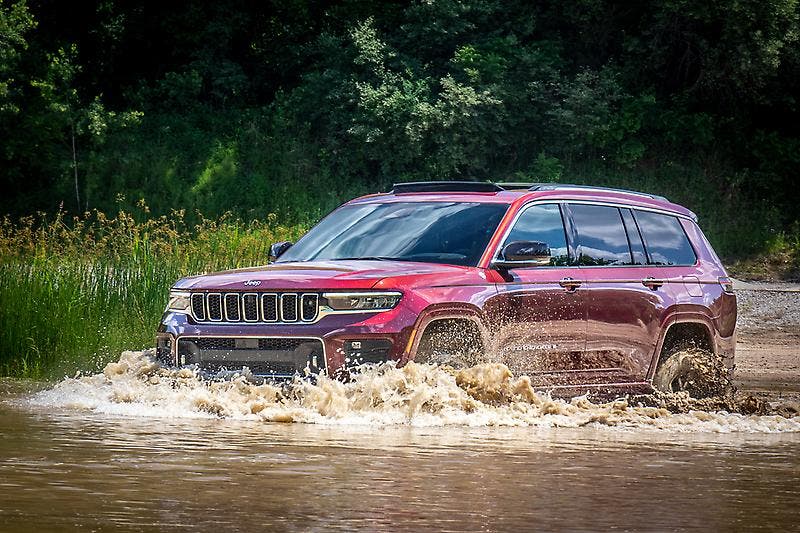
173;260;485;291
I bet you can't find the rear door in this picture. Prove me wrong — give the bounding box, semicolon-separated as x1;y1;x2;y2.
566;203;667;384
487;203;587;384
632;209;702;375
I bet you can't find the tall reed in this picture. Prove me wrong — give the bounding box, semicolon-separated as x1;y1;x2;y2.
0;206;307;378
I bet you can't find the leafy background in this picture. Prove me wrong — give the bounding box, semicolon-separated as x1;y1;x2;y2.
1;0;798;259
1;0;799;377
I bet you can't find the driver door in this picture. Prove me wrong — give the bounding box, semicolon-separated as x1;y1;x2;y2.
485;203;587;385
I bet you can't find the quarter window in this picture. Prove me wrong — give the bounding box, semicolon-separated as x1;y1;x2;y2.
633;210;697;265
569;204;632;266
502;204;569;265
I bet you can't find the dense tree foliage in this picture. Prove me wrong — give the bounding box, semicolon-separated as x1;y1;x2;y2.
1;0;798;255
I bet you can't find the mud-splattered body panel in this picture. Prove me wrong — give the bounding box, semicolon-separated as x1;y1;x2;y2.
157;187;735;395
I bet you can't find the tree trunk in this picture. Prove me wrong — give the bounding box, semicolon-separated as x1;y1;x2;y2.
71;121;80;212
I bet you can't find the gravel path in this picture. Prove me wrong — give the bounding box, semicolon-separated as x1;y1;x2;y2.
735;285;800;335
732;280;800;404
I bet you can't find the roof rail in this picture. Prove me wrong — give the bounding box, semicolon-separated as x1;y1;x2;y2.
387;181;669;201
528;183;668;201
494;182;534;190
391;181;503;194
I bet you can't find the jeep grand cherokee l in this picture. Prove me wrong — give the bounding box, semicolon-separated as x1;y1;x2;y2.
156;182;736;397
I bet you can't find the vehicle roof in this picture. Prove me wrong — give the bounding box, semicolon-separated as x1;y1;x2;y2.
348;188;697;220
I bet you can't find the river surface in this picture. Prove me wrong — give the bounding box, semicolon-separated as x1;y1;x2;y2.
1;352;799;532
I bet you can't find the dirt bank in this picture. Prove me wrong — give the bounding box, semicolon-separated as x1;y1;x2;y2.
733;281;800;405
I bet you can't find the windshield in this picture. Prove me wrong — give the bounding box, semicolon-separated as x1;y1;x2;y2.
277;201;509;266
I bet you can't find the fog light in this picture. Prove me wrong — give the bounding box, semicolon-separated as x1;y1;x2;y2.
344;339;393;365
156;337;173;365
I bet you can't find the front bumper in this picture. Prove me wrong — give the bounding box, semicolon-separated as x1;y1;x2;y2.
156;306;416;378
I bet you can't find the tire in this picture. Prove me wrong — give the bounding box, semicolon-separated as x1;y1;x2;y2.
415;320;483;369
652;347;729;398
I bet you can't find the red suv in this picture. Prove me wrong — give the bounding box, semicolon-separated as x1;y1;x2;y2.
156;182;736;397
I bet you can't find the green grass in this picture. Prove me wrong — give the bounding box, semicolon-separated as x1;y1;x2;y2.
0;259;174;377
0;208;307;378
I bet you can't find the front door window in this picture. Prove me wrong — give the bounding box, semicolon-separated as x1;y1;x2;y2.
500;204;570;265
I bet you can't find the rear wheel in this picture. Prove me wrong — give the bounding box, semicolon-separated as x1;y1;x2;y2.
415;319;484;369
653;346;729;398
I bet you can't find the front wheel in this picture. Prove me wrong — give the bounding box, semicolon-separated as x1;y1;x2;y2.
414;319;484;369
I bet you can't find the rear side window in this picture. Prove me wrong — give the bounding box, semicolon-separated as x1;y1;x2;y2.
569;204;632;266
620;209;647;265
633;210;697;265
503;204;569;265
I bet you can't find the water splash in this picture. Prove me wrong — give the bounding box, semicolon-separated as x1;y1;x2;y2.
28;350;800;432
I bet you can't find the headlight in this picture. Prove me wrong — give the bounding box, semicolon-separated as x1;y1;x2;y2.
166;290;191;313
322;291;402;311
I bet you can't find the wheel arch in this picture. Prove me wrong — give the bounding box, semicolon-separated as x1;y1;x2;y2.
401;303;490;364
647;314;717;380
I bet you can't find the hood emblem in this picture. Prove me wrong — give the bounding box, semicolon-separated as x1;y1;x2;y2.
243;280;262;287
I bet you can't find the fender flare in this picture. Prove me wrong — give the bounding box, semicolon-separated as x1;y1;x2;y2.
400;303;490;364
647;309;717;380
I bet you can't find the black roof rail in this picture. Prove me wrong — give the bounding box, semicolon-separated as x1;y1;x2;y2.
528;183;668;201
387;181;669;201
391;181;503;194
494;182;534;190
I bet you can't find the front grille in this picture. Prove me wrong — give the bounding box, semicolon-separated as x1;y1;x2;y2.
281;294;298;321
224;294;240;321
262;294;278;322
190;292;319;324
242;294;258;322
208;293;223;321
191;293;205;320
177;336;325;377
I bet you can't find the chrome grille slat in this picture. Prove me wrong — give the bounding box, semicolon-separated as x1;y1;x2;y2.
262;294;278;322
224;293;240;322
301;293;319;322
207;293;223;321
242;293;259;322
280;293;298;322
191;292;318;324
191;293;206;321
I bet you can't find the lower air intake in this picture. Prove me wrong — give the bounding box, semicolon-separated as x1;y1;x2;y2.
177;337;325;378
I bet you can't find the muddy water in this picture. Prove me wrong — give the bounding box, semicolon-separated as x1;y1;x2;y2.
2;353;800;531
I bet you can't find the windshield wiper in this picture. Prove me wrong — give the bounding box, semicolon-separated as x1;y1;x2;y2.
333;256;396;261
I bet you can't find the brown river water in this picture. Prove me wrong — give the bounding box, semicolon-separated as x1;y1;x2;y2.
1;351;799;531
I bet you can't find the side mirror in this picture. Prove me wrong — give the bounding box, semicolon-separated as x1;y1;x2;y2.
269;241;293;262
493;241;551;269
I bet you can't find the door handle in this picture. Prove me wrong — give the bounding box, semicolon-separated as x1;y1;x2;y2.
642;277;665;290
559;277;582;291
